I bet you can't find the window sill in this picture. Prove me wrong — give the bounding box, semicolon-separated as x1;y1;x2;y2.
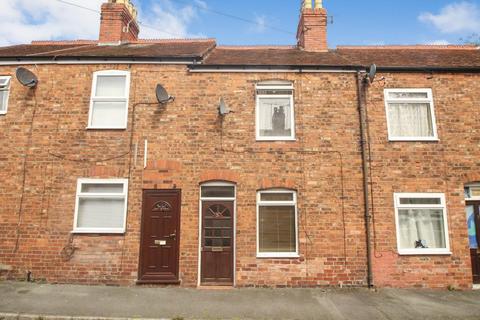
86;127;127;130
71;229;125;235
256;138;297;142
388;137;439;142
257;253;300;259
398;250;452;256
0;111;6;115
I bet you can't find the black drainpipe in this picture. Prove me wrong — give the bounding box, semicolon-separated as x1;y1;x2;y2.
356;70;374;288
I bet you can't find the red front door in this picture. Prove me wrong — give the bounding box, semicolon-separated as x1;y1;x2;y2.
201;201;234;285
138;190;181;284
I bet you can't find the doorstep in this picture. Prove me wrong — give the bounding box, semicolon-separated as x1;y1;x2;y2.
197;285;235;290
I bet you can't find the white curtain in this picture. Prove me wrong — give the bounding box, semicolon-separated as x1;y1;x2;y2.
398;209;446;249
258;98;291;131
388;103;433;137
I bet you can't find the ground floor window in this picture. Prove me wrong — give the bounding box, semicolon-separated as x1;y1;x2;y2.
73;179;128;234
394;193;450;255
257;189;298;258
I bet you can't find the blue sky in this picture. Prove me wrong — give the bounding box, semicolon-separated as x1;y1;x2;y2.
1;0;479;46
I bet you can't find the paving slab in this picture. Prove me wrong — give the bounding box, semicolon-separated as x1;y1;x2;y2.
1;281;480;320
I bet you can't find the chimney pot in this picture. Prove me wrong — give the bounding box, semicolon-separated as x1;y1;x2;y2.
314;0;323;9
303;0;312;9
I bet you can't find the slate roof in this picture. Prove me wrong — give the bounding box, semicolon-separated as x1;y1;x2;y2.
201;46;480;70
0;40;479;70
0;40;216;60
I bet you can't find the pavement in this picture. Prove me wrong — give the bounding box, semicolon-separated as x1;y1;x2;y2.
1;282;480;320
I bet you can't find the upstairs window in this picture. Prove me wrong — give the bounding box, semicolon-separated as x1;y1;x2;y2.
256;81;295;141
257;189;298;258
88;70;130;129
73;179;129;234
384;89;438;141
394;193;450;255
0;76;11;114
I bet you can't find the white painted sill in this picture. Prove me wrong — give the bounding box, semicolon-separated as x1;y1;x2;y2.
86;127;127;130
388;137;439;142
256;138;297;142
71;229;125;234
398;249;452;256
257;253;300;259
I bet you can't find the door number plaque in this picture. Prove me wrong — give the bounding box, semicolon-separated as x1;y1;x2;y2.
155;240;167;246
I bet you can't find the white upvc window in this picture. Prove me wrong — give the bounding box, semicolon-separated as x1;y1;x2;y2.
394;193;450;255
384;89;438;141
256;81;295;141
73;179;129;234
88;70;130;129
0;76;11;115
465;184;480;201
257;189;298;258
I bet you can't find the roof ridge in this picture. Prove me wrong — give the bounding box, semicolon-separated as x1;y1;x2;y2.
134;38;216;43
217;45;296;50
30;39;216;46
31;40;98;45
337;45;478;50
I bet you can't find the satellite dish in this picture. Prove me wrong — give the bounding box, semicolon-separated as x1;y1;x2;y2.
155;84;174;104
218;98;230;116
368;64;377;83
16;67;38;88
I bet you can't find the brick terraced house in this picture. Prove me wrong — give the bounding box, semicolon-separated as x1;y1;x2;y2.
1;0;480;289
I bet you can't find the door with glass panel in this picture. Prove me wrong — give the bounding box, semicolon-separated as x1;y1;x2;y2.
200;183;235;286
465;202;480;284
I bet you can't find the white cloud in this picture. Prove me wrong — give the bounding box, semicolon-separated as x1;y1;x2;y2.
138;0;206;39
419;2;480;34
0;0;206;46
425;40;450;45
249;14;268;33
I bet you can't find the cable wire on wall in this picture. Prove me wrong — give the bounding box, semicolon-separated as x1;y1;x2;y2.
13;90;38;253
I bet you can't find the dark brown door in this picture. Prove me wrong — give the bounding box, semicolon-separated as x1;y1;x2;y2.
201;201;234;285
138;190;181;284
466;201;480;284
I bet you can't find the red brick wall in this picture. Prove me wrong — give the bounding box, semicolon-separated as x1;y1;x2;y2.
99;3;139;43
297;8;328;52
0;64;476;289
366;72;479;289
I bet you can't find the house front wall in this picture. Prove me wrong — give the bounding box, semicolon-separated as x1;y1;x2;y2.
0;63;477;289
367;72;479;289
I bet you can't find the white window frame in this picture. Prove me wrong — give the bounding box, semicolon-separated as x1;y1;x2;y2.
0;76;11;115
255;81;295;141
394;193;450;255
87;70;130;129
73;178;129;234
384;88;439;141
256;189;299;258
465;184;480;201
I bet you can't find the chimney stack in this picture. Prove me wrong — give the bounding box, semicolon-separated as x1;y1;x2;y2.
99;0;139;44
297;0;328;52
